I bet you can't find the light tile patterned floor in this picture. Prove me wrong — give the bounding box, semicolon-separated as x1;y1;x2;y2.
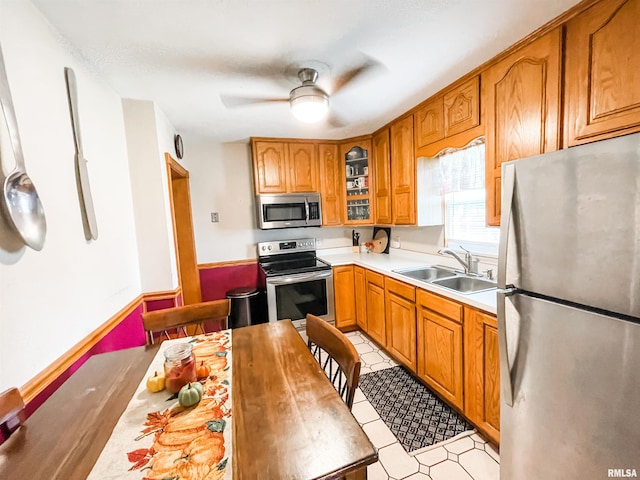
343;330;501;480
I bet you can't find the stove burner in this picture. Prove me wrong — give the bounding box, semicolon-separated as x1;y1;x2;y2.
259;252;331;277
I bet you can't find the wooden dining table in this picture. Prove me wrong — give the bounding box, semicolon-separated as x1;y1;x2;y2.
0;320;377;479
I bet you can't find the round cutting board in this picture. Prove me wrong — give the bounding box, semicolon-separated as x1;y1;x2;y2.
372;229;389;253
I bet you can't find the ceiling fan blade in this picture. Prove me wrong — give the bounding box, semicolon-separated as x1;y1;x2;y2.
220;95;289;108
327;111;347;128
331;56;385;95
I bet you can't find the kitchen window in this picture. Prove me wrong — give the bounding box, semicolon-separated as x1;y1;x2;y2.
438;138;500;256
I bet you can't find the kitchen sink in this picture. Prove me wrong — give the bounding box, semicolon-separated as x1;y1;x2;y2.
431;276;497;294
392;266;457;282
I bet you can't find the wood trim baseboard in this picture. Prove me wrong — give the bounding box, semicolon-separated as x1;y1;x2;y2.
198;259;258;269
20;294;144;404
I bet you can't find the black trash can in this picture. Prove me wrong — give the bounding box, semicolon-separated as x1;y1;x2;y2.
226;287;266;329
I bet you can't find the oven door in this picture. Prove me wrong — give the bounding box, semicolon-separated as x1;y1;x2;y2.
265;270;335;329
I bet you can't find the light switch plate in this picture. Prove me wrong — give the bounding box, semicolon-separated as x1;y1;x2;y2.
211;212;219;223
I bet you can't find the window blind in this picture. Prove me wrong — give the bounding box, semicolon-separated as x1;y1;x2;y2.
438;139;499;255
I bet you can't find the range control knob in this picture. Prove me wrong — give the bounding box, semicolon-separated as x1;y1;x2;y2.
261;245;266;251
267;245;273;251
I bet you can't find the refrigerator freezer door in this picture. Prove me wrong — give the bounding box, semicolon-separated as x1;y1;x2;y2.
501;293;640;479
500;132;640;318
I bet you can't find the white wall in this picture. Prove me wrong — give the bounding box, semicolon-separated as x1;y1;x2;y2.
183;135;451;263
183;136;360;263
122;99;177;292
0;1;141;391
154;106;180;285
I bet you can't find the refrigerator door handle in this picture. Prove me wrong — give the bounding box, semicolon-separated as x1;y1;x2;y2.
497;290;515;406
498;163;516;290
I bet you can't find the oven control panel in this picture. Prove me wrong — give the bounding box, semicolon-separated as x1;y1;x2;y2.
258;238;316;256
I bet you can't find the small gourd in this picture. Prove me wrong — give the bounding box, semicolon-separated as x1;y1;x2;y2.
146;371;165;393
178;382;203;407
196;361;211;380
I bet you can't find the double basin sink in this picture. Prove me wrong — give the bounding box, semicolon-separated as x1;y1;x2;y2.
392;265;497;294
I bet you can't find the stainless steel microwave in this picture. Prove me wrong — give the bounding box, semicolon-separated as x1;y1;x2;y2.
256;193;322;229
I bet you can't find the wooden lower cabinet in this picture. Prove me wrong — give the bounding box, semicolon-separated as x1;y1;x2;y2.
354;266;367;330
464;307;500;444
337;266;501;445
384;278;417;371
365;270;386;346
333;266;356;329
416;289;464;411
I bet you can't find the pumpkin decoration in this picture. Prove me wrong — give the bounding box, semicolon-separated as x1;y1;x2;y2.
178;382;203;407
146;371;165;393
196;360;211;380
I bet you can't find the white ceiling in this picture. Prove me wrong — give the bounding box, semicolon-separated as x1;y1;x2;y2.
31;0;580;143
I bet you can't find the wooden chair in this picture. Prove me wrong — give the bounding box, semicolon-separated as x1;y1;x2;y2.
306;314;361;409
142;299;231;345
0;388;26;442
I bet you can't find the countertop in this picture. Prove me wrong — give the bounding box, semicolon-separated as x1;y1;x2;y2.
317;248;497;315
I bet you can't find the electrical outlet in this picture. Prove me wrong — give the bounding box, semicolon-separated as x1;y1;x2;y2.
211;212;219;223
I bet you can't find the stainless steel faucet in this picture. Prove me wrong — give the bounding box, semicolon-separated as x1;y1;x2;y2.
438;246;478;274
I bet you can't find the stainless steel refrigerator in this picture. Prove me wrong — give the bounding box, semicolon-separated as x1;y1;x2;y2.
498;132;640;479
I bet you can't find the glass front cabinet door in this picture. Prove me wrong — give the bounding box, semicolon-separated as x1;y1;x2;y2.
342;141;373;224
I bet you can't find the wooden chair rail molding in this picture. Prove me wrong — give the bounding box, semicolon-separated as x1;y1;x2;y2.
197;258;257;269
19;287;181;408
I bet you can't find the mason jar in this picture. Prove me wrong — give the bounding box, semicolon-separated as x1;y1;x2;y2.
163;342;197;393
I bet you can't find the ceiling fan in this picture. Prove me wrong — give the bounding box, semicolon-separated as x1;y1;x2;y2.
220;58;382;125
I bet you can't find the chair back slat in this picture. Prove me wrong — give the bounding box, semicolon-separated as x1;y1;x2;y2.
306;314;361;409
0;388;26;442
142;299;230;344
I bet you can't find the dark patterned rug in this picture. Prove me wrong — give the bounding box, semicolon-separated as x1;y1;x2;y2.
359;366;473;453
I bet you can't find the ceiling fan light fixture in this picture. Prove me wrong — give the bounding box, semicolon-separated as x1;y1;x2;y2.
289;84;329;123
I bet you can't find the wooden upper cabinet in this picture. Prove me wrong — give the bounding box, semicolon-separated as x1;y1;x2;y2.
464;307;500;445
318;143;342;226
564;0;640;146
483;28;562;226
444;76;480;137
253;141;288;193
252;139;321;194
372;129;392;224
390;116;416;225
341;138;373;225
287;142;317;192
415;96;444;148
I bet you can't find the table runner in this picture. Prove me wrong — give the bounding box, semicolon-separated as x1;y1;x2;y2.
88;330;232;480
